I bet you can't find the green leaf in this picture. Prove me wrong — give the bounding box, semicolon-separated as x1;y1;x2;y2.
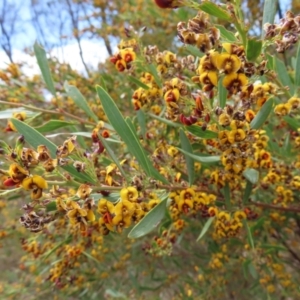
177;148;220;163
262;0;277;38
197;217;215;241
148;113;181;127
243;219;255;249
250;98;274;129
199;2;231;21
283;133;291;155
96;85;168;184
246;38;263;62
147;64;162;88
215;25;237;42
295;42;300;91
283;116;300;131
35;120;77;133
64;81;98;122
128;75;150;90
46;201;57;212
179;129;195;185
34;42;56;95
137;110;146;141
99;135;126;179
185;45;204;57
248;262;258;279
274;57;294;95
218;76;227;109
0;108;38;119
10;118;97;184
185;125;218;139
242;181;253;205
223;182;231;209
128;196;168;239
243;168;259;184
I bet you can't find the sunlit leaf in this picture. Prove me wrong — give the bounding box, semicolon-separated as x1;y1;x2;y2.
34;42;56;95
262;0;277;38
128;196;168;239
274;57;294;95
97;85;168;184
185;125;218;139
197;217;215;241
64;81;98;122
218;76;227;109
243;168;259;184
128;75;150;90
177;148;220;163
215;25;237;42
246;38;262;62
35;120;77;133
250;98;274;129
199;2;231;21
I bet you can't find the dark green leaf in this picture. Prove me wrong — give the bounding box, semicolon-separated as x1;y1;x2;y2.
35;120;77;133
250;98;274;129
46;201;57;212
243;219;255;249
128;75;150;90
242;181;253;205
199;2;231;21
218;76;227;109
215;25;237;42
64;81;98;122
128;196;168;239
137;110;146;141
10;118;97;184
262;0;277;38
295;42;300;90
274;57;294;95
283;116;300;131
223;182;231;209
177;148;220;163
197;217;215;241
34;42;56;95
185;125;218;139
179;129;195;185
97;86;168;184
246;38;262;62
243;168;259;184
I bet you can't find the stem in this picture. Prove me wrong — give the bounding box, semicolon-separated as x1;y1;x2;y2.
250;200;300;213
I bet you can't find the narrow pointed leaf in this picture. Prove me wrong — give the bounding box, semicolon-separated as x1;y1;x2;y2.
295;42;300;89
10;118;97;184
148;113;181;127
97;86;168;184
137;110;146;141
99;136;126;179
215;25;237;42
179;129;195;185
64;81;98;122
274;57;294;95
185;125;218;139
35;120;77;133
250;98;274;129
246;38;262;62
218;76;227;109
34;42;56;95
242;181;253;205
128;196;168;239
262;0;277;38
243;168;259;184
128;75;150;90
223;182;231;209
243;219;255;249
177;148;220;163
284;116;300;131
197;217;215;241
199;2;231;21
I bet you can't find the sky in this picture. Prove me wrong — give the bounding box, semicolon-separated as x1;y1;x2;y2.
0;0;293;76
